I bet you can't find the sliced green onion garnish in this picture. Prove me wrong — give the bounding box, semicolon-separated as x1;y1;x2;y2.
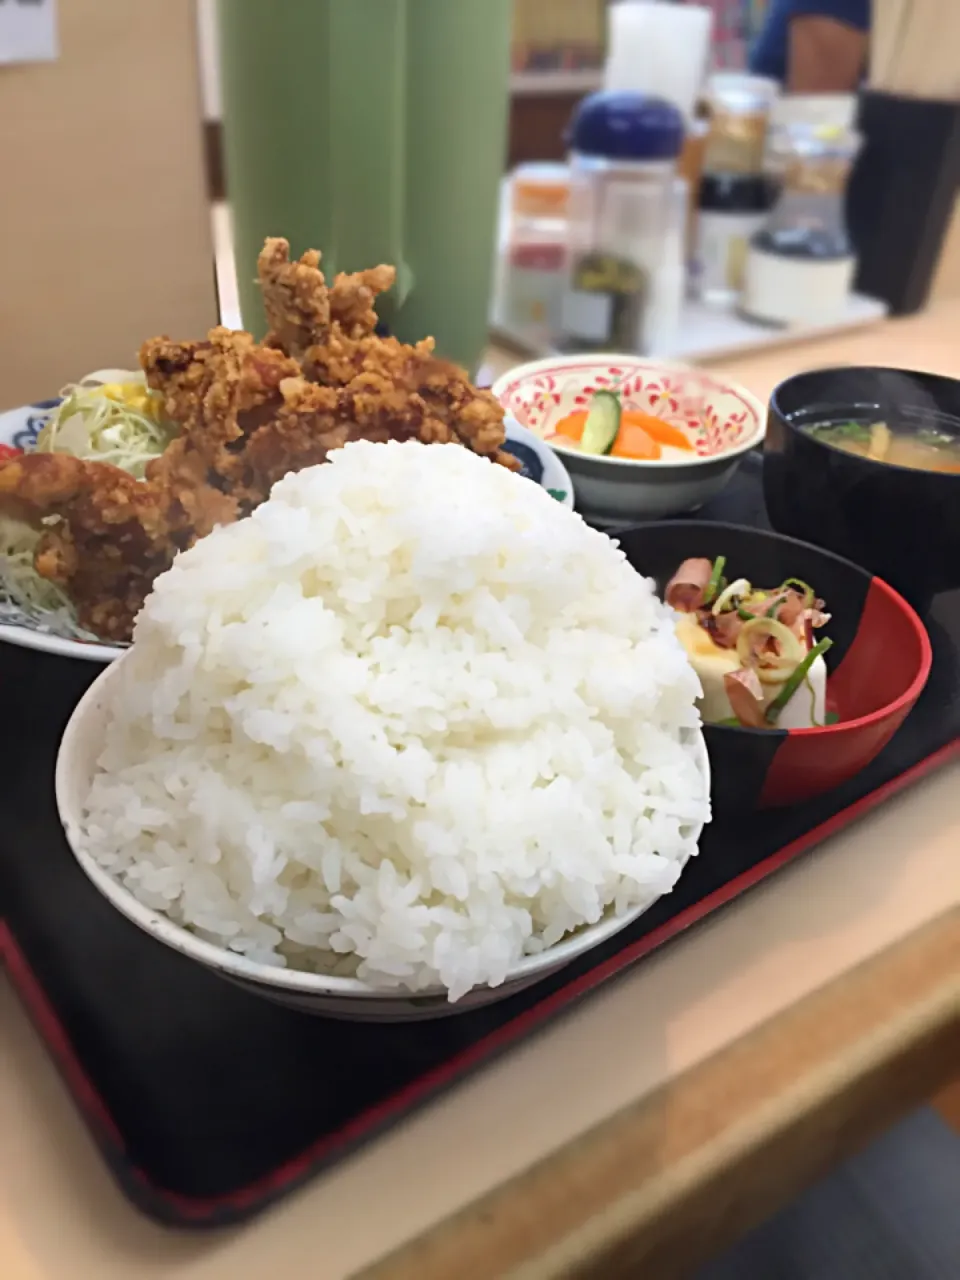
814;420;872;441
778;577;815;607
712;577;751;615
703;555;726;605
736;615;806;682
765;636;833;724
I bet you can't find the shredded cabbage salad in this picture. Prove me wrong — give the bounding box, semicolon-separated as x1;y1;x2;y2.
0;370;178;636
35;368;178;478
0;513;82;628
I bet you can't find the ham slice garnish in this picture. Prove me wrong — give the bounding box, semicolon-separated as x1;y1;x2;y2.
704;608;742;649
723;667;768;728
802;604;831;649
774;589;805;628
665;558;713;612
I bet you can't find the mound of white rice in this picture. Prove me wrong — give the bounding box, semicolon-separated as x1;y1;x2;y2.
79;440;709;1001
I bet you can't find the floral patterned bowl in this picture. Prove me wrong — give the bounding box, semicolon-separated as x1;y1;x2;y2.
491;355;766;524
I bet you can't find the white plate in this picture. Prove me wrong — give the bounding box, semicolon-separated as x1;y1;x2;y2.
0;404;574;664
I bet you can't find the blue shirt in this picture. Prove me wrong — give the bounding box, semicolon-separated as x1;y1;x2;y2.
749;0;870;83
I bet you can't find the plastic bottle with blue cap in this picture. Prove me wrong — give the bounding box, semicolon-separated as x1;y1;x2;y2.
560;91;685;353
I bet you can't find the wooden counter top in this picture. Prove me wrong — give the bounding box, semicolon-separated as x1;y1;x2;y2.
3;305;960;1279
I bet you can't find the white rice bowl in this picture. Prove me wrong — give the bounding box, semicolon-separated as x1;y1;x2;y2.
78;440;710;1002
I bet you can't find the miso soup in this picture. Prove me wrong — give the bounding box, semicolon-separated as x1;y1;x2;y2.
805;419;960;474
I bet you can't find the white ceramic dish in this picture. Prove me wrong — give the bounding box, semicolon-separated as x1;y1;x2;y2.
0;403;571;664
491;355;766;524
55;654;709;1022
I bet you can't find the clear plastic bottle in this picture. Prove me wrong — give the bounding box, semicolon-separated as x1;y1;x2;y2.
644;177;689;354
558;92;685;354
498;163;570;345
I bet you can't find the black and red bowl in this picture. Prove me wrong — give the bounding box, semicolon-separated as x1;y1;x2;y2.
763;365;960;614
618;521;932;810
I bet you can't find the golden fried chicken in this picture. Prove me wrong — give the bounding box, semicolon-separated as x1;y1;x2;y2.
257;238;512;463
0;453;179;640
308;334;512;460
141;327;300;482
0;236;518;642
240;373;460;493
143;326;517;502
328;263;397;336
257;236;395;353
144;240;515;500
140;324;315;516
257;239;332;356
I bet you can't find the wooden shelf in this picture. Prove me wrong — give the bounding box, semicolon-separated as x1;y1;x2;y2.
510;69;603;97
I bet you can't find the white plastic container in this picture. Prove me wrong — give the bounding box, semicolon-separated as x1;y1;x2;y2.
644;177;689;353
498;163;570;344
741;122;861;326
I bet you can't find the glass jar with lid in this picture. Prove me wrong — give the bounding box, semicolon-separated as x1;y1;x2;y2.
703;73;779;176
559;91;685;353
742;122;862;325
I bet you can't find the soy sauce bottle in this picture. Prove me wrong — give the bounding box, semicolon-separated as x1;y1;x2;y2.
694;172;776;307
692;74;779;308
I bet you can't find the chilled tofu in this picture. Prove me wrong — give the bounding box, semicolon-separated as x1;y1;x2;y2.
675;613;827;729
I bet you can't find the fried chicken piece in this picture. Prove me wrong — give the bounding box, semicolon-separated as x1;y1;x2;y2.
238;368;518;494
239;374;457;492
257;238;331;356
140;326;300;506
143;297;514;507
255;237;509;461
257;236;395;356
328;264;396;336
141;327;298;462
302;329;513;462
1;238;517;644
0;453;177;640
144;436;241;536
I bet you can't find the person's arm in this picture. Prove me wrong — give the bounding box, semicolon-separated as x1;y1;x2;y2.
785;0;871;93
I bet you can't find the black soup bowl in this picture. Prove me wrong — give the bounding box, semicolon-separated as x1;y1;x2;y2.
763;366;960;615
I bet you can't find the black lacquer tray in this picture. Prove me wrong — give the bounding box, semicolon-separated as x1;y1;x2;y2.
1;454;958;1227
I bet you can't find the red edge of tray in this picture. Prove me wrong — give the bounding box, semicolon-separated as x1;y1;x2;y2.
2;737;958;1226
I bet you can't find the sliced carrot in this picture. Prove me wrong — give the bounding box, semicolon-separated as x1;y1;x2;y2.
620;411;693;450
610;422;660;460
554;410;588;441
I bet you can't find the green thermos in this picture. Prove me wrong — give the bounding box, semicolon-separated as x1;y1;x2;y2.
217;0;511;373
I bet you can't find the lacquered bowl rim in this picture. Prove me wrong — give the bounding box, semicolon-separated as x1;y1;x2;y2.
768;363;960;483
